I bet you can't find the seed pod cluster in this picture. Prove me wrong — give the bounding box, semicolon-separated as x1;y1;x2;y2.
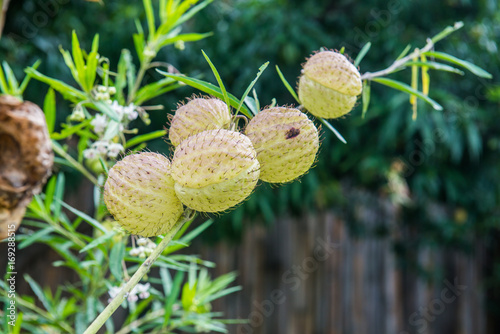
298;50;362;119
104;96;320;235
0;95;53;240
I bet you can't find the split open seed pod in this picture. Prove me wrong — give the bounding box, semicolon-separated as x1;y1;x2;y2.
245;107;319;183
0;95;53;239
104;152;184;237
298;50;362;119
171;129;260;212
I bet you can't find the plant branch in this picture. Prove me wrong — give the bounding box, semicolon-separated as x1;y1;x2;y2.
361;22;464;81
83;208;196;334
0;0;10;40
361;39;434;81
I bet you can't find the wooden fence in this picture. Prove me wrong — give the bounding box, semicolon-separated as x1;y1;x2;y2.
191;204;486;334
0;187;488;333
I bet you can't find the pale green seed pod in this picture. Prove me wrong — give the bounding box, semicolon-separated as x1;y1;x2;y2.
171;129;260;212
169;97;231;146
298;50;362;119
245;107;319;183
103;152;184;237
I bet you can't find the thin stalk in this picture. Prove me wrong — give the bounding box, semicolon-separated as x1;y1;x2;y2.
115;309;164;334
52;142;99;186
361;38;435;81
83;209;195;334
0;0;10;40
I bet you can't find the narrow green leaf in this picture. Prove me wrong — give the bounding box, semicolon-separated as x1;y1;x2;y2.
2;61;19;93
24;274;54;314
235;62;269;117
430;21;464;44
133;33;145;63
174;0;214;29
54;197;108;233
275;65;300;103
361;80;370;118
204;286;242;304
0;62;9;94
143;0;156;41
51;119;92;141
92;100;120;122
25;67;87;102
396;44;412;61
420;54;430;96
158;32;213;48
318;118;347;144
134;77;176;104
53;173;65;222
160;267;172;296
125;130;167;148
159;71;252;117
163;271;184;327
72;31;89;92
423;51;492;78
244;96;259;116
80;230;117;253
19;60;41;94
202;50;230;112
404;60;464;75
91;34;100;54
126;52;137;98
109;241;125;280
86;51;99;92
18;227;55;249
59;48;79;82
115;50;129;105
44;176;57;213
372;77;443;110
43;88;56;133
354;42;371;67
179;219;214;244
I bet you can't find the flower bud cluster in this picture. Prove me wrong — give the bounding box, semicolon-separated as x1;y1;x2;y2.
108;282;151;303
83;99;140;161
129;237;157;258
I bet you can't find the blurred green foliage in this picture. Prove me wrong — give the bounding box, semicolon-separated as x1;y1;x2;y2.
2;0;500;302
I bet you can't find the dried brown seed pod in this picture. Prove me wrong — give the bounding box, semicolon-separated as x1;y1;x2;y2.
0;95;54;239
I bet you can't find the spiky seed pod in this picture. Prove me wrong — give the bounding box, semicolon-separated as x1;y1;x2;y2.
103;152;184;237
0;95;53;239
245;107;319;183
171;129;260;212
298;50;362;119
169;97;232;146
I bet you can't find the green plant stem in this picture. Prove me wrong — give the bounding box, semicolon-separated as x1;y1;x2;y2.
115;309;164;334
83;208;195;334
128;52;154;104
51;141;99;186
